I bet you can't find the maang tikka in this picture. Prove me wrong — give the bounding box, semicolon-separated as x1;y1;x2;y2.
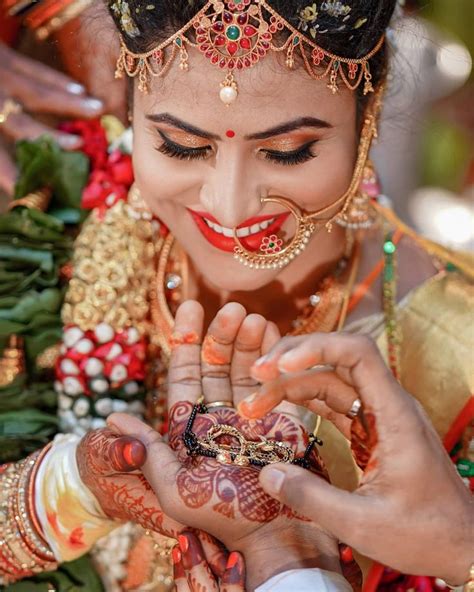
115;0;385;105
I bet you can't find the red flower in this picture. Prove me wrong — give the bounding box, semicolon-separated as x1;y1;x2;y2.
59;119;109;170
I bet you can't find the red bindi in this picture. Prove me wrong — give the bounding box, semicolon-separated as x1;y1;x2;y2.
226;130;236;138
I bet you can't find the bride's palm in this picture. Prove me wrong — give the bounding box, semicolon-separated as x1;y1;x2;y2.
111;301;333;553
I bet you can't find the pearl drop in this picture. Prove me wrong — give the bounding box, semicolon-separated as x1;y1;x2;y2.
220;85;238;105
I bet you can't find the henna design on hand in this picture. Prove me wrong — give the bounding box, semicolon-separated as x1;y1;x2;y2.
169;402;328;523
77;429;178;536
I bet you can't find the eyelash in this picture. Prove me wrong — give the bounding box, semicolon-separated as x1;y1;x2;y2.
155;132;318;166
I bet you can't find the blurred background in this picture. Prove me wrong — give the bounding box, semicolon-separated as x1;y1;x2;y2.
374;0;473;250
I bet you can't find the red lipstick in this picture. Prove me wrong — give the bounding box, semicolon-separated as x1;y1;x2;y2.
188;209;289;253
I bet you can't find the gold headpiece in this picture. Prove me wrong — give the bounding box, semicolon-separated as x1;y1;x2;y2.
115;0;385;104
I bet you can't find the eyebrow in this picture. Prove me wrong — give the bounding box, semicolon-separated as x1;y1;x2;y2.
246;117;332;140
146;113;221;141
146;113;332;141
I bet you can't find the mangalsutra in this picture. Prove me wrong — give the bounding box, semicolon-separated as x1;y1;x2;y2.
182;398;322;469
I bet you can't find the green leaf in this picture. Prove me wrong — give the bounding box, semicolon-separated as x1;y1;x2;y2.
0;289;62;322
14;137;89;209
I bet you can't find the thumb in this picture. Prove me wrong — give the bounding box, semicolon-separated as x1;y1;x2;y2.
259;463;372;543
78;429;147;476
107;413;182;497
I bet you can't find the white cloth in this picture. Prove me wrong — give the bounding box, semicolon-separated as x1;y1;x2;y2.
256;569;353;592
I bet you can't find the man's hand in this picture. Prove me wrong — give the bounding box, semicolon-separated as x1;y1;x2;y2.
238;332;473;585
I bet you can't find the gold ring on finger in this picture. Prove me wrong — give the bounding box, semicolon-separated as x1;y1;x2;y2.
205;401;234;410
0;99;22;125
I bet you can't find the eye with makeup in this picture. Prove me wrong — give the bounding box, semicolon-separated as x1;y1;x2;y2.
155;129;318;166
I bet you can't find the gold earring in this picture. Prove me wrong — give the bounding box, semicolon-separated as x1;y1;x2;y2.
334;160;380;230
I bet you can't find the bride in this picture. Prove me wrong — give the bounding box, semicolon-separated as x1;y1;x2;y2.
0;0;471;590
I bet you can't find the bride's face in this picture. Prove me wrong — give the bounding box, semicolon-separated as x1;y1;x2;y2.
132;49;357;292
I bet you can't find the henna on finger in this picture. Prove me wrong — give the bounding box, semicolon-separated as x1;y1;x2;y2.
221;552;246;591
77;429;174;535
194;530;228;578
179;532;219;592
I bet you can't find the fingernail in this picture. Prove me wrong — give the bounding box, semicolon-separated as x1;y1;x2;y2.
226;552;239;570
84;98;104;112
237;401;258;420
181;533;204;570
223;552;244;585
172;546;182;565
260;467;286;495
67;82;86;95
178;534;189;554
255;355;268;367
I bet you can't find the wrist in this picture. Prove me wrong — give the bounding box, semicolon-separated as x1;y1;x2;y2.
236;523;342;591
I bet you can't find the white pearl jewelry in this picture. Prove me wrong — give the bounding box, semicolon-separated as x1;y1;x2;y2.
220;85;238;105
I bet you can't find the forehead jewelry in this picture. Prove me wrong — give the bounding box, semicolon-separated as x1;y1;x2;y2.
232;84;384;270
115;0;385;105
226;129;236;138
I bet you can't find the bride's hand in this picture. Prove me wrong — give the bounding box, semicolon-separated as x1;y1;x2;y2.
173;531;245;592
76;428;183;537
239;333;473;586
108;301;343;589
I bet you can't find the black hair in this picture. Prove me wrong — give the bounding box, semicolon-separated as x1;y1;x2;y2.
107;0;398;101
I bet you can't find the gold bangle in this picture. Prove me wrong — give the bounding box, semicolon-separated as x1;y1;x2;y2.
205;401;234;410
0;99;22;125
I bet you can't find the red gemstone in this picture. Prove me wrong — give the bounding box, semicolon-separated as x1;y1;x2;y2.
263;32;272;40
223;12;233;23
244;26;257;37
227;42;238;56
219;58;227;68
201;44;210;51
197;36;207;43
244;57;251;67
215;35;226;46
228;59;236;68
261;41;269;49
205;50;214;58
196;27;206;34
213;22;225;33
211;54;219;64
251;53;259;62
236;60;244;69
240;37;251;49
237;14;248;25
269;25;277;33
258;47;266;56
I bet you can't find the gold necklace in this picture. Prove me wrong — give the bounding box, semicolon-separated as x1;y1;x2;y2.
150;232;360;357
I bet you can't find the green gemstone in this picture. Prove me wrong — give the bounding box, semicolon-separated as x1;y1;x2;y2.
457;459;474;477
446;262;458;272
226;26;241;41
293;36;300;45
269;243;275;248
175;38;182;47
384;240;396;255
